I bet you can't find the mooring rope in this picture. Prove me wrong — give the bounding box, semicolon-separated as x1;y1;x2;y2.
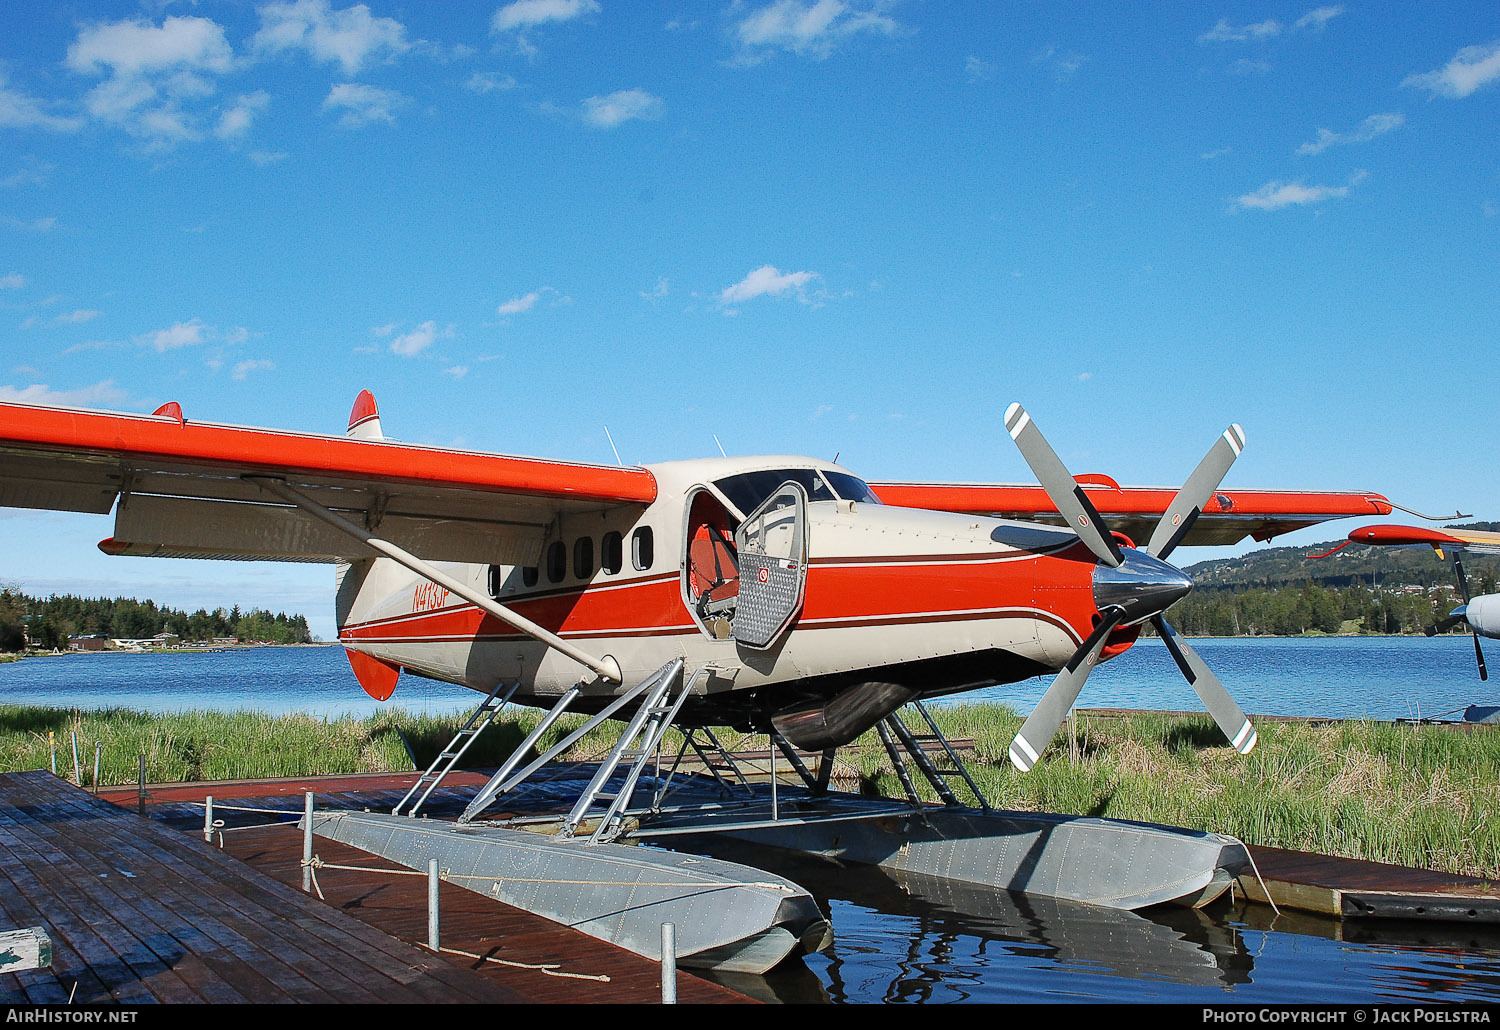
1237;839;1281;916
300;854;616;982
437;946;611;982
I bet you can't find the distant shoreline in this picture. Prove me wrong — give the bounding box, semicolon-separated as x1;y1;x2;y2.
3;641;333;662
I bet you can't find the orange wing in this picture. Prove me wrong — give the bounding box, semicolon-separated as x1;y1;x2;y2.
0;399;656;566
871;479;1393;548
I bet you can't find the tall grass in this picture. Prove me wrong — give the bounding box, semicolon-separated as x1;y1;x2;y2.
5;701;1498;878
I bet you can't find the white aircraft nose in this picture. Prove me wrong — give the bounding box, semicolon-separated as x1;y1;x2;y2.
1091;549;1193;624
1466;595;1500;640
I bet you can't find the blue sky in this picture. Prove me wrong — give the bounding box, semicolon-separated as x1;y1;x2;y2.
2;1;1497;639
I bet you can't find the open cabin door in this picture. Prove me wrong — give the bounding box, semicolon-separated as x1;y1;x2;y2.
733;481;809;649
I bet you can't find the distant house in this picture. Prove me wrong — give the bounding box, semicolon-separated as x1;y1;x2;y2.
151;632;181;647
68;635;110;651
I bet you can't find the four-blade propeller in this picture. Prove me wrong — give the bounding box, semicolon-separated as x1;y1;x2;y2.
1005;403;1258;771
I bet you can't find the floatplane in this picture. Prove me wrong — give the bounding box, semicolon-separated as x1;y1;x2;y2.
1345;524;1500;681
0;394;1392;972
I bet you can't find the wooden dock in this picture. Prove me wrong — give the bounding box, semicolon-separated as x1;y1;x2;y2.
0;771;751;1005
10;764;1500;1005
1239;845;1500;922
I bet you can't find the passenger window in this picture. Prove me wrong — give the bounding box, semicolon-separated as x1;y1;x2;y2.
546;541;566;583
574;537;594;579
602;531;623;575
487;565;502;598
522;565;539;588
632;527;654;571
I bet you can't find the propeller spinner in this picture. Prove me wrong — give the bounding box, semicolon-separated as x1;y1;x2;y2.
1004;403;1258;771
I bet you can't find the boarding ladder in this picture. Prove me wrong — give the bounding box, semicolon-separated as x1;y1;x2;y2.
565;665;710;843
877;702;992;812
393;679;519;817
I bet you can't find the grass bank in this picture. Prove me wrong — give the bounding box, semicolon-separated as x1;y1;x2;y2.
3;702;1497;879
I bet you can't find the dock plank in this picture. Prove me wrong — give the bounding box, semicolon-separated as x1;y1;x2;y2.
0;771;529;1004
3;771;755;1004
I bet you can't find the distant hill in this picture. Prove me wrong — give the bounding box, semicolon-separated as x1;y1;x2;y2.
1160;524;1500;636
1182;522;1500;593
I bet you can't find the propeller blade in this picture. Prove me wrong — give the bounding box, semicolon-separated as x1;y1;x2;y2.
1452;554;1474;604
1444;556;1487;679
1153;616;1257;754
1004;403;1122;568
1146;424;1246;562
1009;608;1125;771
1427;612;1466;637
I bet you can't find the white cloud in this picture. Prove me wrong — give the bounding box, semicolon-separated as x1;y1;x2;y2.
231;359;275;380
254;0;410;76
1402;41;1500;99
640;277;669;301
1034;46;1087;81
1198;18;1282;43
493;0;601;31
732;1;900;62
719;265;819;305
64;15;236;149
1295;6;1345;32
0;380;126;407
3;216;57;233
965;56;994;83
23;309;101;329
322;83;405;127
0;75;84;133
1200;7;1344;44
443;365;469;379
216;91;271;140
581;89;664;128
138;318;209;351
465;72;520;94
491;0;600;55
66;16;233;78
0;160;53;189
0;273;23;290
1297;112;1403;155
1236;179;1353;211
498;291;542;315
388;320;451;356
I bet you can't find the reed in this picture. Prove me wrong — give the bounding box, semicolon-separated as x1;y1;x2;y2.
4;701;1498;878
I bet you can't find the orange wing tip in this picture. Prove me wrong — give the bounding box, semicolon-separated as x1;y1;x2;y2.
98;537;127;555
348;390;380;433
1348;525;1465;547
345;647;401;701
152;402;184;426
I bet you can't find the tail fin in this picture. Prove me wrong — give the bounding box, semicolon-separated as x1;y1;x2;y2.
347;389;384;440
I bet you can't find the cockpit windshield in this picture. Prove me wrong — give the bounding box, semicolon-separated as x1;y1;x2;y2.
714;468;881;517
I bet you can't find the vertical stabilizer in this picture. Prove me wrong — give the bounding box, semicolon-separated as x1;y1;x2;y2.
347;389;384;440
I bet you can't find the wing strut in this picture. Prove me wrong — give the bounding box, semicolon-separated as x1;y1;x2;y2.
249;476;622;684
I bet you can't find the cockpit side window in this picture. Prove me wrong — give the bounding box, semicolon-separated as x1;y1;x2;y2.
715;467;877;514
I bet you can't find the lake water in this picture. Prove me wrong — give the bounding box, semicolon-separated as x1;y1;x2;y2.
1;635;1492;722
3;636;1499;1004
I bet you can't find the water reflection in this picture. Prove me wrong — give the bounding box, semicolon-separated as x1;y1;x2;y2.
690;844;1500;1004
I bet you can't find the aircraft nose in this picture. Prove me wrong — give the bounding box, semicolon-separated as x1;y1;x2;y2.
1091;549;1193;624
